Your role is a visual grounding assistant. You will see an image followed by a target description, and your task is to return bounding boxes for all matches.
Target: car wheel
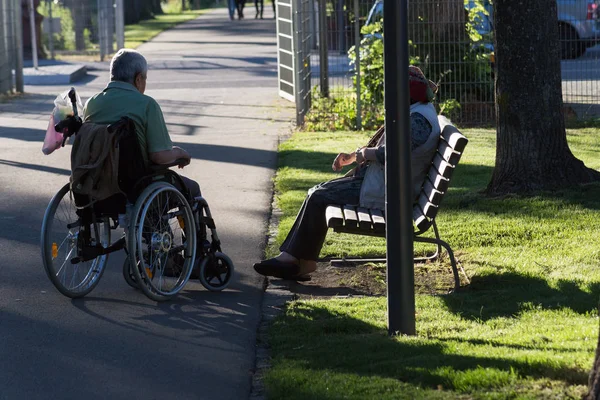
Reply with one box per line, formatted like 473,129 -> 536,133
560,23 -> 586,59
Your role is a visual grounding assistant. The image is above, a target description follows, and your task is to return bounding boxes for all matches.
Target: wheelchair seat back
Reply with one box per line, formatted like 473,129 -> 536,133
73,117 -> 191,220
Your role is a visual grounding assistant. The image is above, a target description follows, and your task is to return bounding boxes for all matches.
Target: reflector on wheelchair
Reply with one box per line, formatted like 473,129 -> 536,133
177,215 -> 185,229
52,243 -> 58,259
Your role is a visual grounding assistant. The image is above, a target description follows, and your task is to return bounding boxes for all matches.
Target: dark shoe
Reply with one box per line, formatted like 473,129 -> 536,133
253,258 -> 311,281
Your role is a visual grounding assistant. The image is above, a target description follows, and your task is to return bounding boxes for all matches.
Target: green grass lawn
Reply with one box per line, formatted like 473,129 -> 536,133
265,127 -> 600,399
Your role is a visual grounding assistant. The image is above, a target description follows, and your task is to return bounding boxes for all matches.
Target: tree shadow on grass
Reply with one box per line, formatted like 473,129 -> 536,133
268,302 -> 589,397
448,163 -> 600,211
442,271 -> 600,321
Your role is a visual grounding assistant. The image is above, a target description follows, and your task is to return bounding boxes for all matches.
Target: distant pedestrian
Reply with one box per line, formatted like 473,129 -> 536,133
227,0 -> 236,20
235,0 -> 246,19
254,0 -> 263,19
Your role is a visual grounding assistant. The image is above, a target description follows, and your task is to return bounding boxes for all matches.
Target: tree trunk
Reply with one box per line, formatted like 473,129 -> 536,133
487,0 -> 600,194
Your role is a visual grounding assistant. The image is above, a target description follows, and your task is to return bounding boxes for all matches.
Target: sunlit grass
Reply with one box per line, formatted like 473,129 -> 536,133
265,127 -> 600,399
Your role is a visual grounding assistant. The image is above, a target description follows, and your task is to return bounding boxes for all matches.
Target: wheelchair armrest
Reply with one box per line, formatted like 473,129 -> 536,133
148,158 -> 189,172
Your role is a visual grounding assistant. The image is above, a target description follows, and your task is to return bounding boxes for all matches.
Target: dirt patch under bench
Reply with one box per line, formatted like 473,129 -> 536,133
269,258 -> 461,299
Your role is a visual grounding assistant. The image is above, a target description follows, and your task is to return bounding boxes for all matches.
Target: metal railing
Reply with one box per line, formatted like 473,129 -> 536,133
289,0 -> 600,127
0,0 -> 23,95
39,0 -> 124,61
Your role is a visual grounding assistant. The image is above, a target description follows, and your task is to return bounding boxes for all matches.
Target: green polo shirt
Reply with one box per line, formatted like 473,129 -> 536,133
83,81 -> 172,164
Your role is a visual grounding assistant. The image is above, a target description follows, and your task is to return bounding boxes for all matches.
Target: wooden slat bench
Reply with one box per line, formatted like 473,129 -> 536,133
325,122 -> 469,292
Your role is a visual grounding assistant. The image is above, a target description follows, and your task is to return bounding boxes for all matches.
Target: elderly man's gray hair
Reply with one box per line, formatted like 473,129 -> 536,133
110,49 -> 148,84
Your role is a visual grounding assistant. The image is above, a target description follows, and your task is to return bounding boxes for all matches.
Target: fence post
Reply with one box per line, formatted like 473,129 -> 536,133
115,0 -> 124,50
354,0 -> 361,129
28,0 -> 38,69
14,0 -> 23,92
336,0 -> 344,54
47,0 -> 54,59
0,0 -> 7,93
5,0 -> 16,88
97,0 -> 105,61
318,0 -> 328,97
293,0 -> 304,125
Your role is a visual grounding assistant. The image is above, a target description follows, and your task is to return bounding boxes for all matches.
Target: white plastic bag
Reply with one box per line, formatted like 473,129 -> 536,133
41,89 -> 83,155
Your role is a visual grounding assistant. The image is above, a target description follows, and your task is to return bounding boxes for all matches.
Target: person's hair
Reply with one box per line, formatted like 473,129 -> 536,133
110,49 -> 148,84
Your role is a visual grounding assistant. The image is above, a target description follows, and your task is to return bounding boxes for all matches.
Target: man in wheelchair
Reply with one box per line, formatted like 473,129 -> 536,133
40,49 -> 234,302
84,48 -> 200,200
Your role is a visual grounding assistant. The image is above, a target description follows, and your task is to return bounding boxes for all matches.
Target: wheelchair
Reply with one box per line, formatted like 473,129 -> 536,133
40,114 -> 234,302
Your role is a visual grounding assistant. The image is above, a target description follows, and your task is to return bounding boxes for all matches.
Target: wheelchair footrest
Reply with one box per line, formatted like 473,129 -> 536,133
72,237 -> 127,264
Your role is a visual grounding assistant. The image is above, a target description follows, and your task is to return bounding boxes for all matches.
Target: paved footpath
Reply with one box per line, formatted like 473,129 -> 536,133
0,8 -> 293,400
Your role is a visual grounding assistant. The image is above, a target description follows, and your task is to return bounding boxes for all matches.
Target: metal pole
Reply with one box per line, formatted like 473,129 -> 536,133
0,0 -> 7,94
115,0 -> 124,50
353,0 -> 361,129
5,0 -> 15,89
47,0 -> 54,59
384,0 -> 414,335
97,0 -> 105,61
336,0 -> 344,54
14,0 -> 24,92
318,0 -> 328,97
28,0 -> 38,69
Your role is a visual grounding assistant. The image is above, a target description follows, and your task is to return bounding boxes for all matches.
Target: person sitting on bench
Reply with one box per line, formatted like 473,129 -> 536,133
253,66 -> 441,280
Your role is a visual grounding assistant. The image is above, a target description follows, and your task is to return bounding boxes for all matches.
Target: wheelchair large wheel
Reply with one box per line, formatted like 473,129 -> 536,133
198,252 -> 234,292
128,182 -> 196,302
41,183 -> 110,298
122,256 -> 139,289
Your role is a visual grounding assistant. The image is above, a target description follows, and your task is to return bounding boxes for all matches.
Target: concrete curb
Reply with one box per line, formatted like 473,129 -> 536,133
23,64 -> 87,85
250,128 -> 296,400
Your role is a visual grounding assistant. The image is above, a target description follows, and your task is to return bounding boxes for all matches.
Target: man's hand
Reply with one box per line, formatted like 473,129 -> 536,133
174,146 -> 191,169
332,152 -> 356,172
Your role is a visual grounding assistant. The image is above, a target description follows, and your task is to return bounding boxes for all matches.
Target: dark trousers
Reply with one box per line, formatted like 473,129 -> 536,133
254,0 -> 263,17
235,0 -> 246,18
180,175 -> 201,199
179,175 -> 206,242
280,176 -> 362,261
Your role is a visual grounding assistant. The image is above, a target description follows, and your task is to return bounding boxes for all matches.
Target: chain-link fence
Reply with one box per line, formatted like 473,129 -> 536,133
0,0 -> 23,95
38,0 -> 124,61
291,0 -> 600,128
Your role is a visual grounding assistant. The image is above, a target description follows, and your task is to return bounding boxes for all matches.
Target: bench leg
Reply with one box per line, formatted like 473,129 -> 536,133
414,220 -> 442,263
414,235 -> 469,292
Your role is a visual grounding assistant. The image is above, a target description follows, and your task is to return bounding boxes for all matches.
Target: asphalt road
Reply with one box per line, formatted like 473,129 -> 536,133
0,8 -> 293,400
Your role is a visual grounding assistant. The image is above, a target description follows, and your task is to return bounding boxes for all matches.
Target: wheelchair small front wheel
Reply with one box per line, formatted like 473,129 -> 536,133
41,183 -> 110,298
199,252 -> 234,292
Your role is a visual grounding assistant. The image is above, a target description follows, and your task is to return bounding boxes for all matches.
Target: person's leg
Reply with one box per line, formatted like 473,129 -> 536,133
179,175 -> 201,199
178,175 -> 207,244
255,176 -> 362,278
272,0 -> 275,18
260,0 -> 264,18
280,176 -> 362,261
254,0 -> 259,18
228,0 -> 236,19
239,0 -> 245,19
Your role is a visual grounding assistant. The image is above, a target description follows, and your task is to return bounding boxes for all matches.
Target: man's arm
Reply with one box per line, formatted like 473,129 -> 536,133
149,146 -> 190,167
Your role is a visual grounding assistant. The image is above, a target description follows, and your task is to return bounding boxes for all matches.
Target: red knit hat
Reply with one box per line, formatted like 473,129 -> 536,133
409,66 -> 438,103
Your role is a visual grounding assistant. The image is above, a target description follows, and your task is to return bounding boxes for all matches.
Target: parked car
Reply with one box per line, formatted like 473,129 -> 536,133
558,0 -> 600,59
365,0 -> 600,60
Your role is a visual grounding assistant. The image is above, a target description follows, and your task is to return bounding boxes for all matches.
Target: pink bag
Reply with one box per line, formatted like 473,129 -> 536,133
42,115 -> 64,155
